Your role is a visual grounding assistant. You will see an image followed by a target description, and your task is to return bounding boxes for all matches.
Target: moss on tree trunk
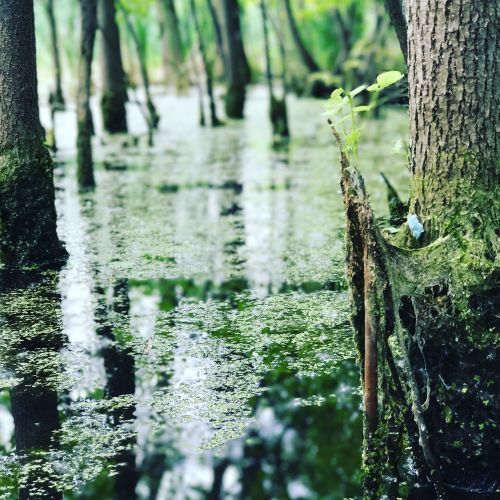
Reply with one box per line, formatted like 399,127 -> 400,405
0,0 -> 66,269
333,1 -> 499,497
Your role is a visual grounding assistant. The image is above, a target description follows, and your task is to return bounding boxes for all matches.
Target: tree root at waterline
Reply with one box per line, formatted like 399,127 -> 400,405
329,121 -> 499,499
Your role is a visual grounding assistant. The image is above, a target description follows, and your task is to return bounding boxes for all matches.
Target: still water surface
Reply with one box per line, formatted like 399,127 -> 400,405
0,88 -> 408,499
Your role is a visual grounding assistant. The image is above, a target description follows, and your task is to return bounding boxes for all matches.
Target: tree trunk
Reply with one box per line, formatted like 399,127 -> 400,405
120,6 -> 160,130
158,0 -> 189,93
44,0 -> 65,110
283,0 -> 320,73
384,0 -> 407,65
332,1 -> 499,497
77,0 -> 97,188
260,0 -> 289,140
99,0 -> 128,133
220,0 -> 250,118
190,0 -> 223,127
0,0 -> 66,268
207,0 -> 227,77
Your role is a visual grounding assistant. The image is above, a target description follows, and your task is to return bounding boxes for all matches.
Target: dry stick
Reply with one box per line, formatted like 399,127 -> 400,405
327,119 -> 446,497
189,0 -> 223,127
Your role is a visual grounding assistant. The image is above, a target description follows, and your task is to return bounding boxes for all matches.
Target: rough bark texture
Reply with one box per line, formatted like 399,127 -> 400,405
283,0 -> 320,73
45,0 -> 66,110
221,0 -> 250,118
158,0 -> 188,93
408,0 -> 498,242
384,0 -> 407,65
0,0 -> 66,269
334,1 -> 499,497
77,0 -> 97,188
99,0 -> 128,133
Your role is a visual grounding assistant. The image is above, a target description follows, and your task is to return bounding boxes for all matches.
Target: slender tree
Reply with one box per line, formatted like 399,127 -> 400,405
207,0 -> 227,75
329,0 -> 499,496
119,2 -> 160,130
384,0 -> 407,65
283,0 -> 320,73
77,0 -> 98,188
0,0 -> 66,268
158,0 -> 189,93
260,0 -> 289,140
99,0 -> 128,133
44,0 -> 65,110
190,0 -> 223,127
220,0 -> 250,119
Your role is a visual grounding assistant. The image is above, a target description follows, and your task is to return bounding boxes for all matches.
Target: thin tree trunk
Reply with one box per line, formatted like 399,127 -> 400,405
331,0 -> 499,497
220,0 -> 250,118
384,0 -> 407,65
283,0 -> 320,73
207,0 -> 227,76
44,0 -> 65,110
260,0 -> 289,140
119,4 -> 160,130
158,0 -> 189,93
77,0 -> 97,188
98,0 -> 128,133
190,0 -> 223,127
0,0 -> 66,268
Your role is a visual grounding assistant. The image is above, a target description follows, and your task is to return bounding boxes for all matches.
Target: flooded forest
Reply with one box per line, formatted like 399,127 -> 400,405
0,0 -> 498,499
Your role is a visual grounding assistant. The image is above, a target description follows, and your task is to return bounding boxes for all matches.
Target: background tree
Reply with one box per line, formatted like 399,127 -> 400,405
99,0 -> 129,133
158,0 -> 189,93
77,0 -> 98,188
0,0 -> 65,268
44,0 -> 65,110
220,0 -> 251,118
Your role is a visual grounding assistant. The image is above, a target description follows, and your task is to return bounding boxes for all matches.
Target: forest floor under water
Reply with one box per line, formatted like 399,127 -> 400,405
0,87 -> 409,499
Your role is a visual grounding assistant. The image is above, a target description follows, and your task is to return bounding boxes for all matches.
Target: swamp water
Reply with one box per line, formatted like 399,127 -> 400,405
0,88 -> 409,499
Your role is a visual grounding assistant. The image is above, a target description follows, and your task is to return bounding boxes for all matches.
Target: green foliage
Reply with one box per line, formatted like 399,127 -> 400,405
324,71 -> 404,159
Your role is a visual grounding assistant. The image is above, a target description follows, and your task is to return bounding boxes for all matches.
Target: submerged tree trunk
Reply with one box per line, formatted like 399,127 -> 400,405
77,0 -> 97,188
0,0 -> 66,268
44,0 -> 65,110
120,5 -> 160,130
207,0 -> 227,76
332,1 -> 499,497
283,0 -> 320,73
190,0 -> 223,127
260,0 -> 289,140
158,0 -> 189,93
99,0 -> 128,133
220,0 -> 250,118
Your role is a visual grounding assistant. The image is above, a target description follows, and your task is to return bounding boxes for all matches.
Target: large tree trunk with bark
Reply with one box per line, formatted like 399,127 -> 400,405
0,0 -> 66,269
45,0 -> 66,110
332,0 -> 499,498
158,0 -> 188,93
283,0 -> 320,73
99,0 -> 128,133
220,0 -> 250,119
77,0 -> 98,188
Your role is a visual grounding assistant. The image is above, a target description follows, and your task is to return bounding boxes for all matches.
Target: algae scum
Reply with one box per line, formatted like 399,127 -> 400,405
0,89 -> 408,499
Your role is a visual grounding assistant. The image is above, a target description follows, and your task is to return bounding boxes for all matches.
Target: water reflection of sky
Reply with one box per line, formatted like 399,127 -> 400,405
0,87 -> 408,498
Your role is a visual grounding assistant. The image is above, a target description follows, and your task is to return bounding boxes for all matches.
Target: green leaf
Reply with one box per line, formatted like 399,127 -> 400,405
352,105 -> 371,113
345,128 -> 360,150
376,71 -> 404,89
367,83 -> 380,92
349,85 -> 367,98
329,88 -> 344,105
